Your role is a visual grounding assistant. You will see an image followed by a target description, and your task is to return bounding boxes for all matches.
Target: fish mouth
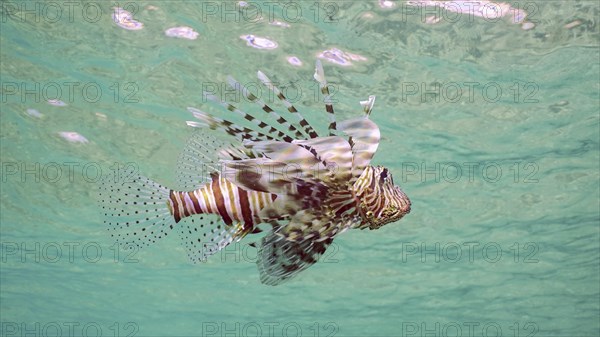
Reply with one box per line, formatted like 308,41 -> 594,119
367,207 -> 411,230
368,220 -> 390,230
366,216 -> 391,230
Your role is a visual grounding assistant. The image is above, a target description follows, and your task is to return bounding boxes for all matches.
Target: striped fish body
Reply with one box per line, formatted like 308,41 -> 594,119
100,60 -> 411,285
167,172 -> 278,233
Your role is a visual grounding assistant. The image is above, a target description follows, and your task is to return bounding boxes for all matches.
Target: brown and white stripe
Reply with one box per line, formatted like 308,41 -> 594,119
168,172 -> 277,231
352,166 -> 411,228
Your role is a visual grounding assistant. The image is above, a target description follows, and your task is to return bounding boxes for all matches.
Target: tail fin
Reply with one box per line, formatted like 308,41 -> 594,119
98,166 -> 240,262
98,167 -> 175,248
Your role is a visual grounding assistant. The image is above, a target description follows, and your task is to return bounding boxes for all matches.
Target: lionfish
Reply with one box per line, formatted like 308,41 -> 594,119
99,61 -> 411,285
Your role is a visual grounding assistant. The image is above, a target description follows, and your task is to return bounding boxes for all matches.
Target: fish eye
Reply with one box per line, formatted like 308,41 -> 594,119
380,168 -> 388,181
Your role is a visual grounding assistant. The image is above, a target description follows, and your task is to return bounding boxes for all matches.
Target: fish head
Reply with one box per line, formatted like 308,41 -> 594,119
356,166 -> 411,230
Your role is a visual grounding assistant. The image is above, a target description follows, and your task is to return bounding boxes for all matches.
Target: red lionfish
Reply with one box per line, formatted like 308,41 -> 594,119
99,61 -> 411,285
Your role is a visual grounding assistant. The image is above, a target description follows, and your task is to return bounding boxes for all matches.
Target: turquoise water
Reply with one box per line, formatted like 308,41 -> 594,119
1,1 -> 599,336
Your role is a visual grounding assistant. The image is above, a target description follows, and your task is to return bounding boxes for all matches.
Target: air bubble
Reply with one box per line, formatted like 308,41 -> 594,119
287,56 -> 303,67
48,99 -> 67,107
378,0 -> 395,9
112,7 -> 143,30
240,35 -> 278,50
58,131 -> 88,144
26,108 -> 43,118
317,48 -> 367,66
165,26 -> 199,40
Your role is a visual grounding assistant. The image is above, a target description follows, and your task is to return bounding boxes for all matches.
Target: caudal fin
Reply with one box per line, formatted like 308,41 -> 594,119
97,166 -> 239,263
98,167 -> 175,248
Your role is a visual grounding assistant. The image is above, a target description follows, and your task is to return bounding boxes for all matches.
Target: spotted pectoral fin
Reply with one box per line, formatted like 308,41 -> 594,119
256,210 -> 359,285
177,214 -> 245,263
177,127 -> 261,192
257,226 -> 334,286
176,128 -> 222,191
